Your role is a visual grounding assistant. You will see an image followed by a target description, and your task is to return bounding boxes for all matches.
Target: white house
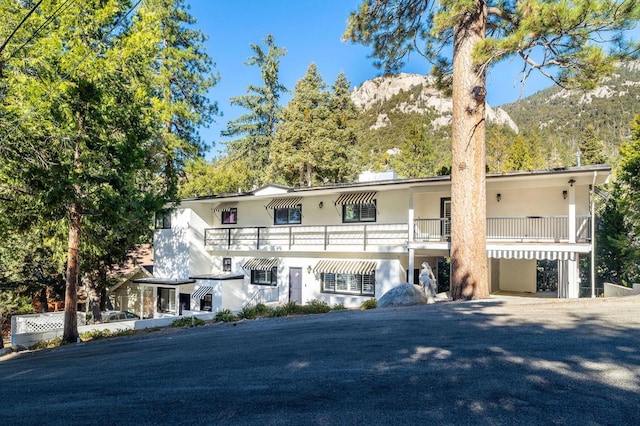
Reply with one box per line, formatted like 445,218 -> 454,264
135,165 -> 610,315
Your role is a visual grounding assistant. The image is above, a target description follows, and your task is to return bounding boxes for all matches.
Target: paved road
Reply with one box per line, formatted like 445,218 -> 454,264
1,296 -> 639,425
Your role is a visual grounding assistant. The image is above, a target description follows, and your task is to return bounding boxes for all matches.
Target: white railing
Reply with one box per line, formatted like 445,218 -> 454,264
205,223 -> 409,251
414,216 -> 591,243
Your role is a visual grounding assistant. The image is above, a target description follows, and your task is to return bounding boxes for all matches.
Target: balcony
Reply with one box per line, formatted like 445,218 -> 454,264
204,216 -> 591,253
414,216 -> 591,243
204,223 -> 409,252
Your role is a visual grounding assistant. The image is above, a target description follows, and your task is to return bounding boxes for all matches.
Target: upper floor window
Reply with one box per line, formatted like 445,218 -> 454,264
155,210 -> 172,229
274,205 -> 301,225
343,201 -> 376,223
223,257 -> 232,272
221,208 -> 237,224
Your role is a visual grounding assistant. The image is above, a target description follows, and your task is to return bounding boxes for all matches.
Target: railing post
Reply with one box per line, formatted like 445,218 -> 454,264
227,229 -> 231,249
364,224 -> 368,251
324,226 -> 328,250
257,227 -> 260,250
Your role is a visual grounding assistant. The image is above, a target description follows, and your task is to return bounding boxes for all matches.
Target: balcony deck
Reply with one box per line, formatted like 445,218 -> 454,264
203,216 -> 591,253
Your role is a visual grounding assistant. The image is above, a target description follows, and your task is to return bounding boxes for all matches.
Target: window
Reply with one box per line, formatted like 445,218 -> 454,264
342,201 -> 376,223
221,208 -> 237,224
200,294 -> 212,312
321,272 -> 375,296
223,257 -> 232,272
157,287 -> 176,313
155,210 -> 172,229
274,205 -> 301,225
251,267 -> 277,286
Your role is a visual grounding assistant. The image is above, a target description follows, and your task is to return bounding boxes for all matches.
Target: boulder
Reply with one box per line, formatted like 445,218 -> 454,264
378,283 -> 429,308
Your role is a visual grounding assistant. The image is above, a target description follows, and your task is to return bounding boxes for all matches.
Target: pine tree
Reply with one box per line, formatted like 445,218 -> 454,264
0,0 -> 217,342
579,124 -> 608,165
269,63 -> 331,186
224,35 -> 287,187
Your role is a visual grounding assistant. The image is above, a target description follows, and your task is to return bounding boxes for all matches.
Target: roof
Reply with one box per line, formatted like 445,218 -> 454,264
178,164 -> 612,203
108,244 -> 154,279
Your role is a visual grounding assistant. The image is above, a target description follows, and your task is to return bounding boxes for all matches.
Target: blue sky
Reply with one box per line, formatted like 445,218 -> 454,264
183,1 -> 602,158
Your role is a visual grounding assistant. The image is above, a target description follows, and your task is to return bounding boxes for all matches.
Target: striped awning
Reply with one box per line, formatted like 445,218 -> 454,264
191,286 -> 214,299
243,258 -> 279,271
265,197 -> 302,209
334,192 -> 376,205
487,250 -> 576,261
313,260 -> 377,275
213,202 -> 238,212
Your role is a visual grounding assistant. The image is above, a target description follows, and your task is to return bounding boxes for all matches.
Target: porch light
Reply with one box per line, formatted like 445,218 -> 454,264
563,190 -> 568,200
568,178 -> 575,187
318,201 -> 323,209
307,265 -> 312,274
496,193 -> 501,202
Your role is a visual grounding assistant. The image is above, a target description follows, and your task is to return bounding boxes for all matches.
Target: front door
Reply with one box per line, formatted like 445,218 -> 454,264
289,267 -> 302,304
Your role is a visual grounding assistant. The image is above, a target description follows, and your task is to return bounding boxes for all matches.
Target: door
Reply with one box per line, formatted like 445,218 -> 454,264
441,198 -> 451,240
179,293 -> 191,315
289,267 -> 302,304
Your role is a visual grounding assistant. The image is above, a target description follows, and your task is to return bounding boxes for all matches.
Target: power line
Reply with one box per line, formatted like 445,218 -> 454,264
0,0 -> 45,57
0,0 -> 145,146
5,0 -> 77,63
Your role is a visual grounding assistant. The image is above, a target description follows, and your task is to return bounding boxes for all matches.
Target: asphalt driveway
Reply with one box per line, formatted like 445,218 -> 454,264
1,295 -> 639,425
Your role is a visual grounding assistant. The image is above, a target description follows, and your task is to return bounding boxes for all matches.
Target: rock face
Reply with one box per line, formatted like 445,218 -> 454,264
377,283 -> 428,308
350,72 -> 519,133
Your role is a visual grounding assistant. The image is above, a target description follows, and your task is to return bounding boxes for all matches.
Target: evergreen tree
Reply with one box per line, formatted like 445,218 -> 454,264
269,63 -> 331,186
579,124 -> 608,165
224,35 -> 287,187
179,157 -> 252,197
0,0 -> 217,343
318,71 -> 361,183
345,0 -> 639,300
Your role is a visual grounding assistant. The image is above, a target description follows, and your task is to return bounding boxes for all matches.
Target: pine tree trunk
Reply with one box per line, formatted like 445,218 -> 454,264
450,1 -> 489,300
62,201 -> 81,343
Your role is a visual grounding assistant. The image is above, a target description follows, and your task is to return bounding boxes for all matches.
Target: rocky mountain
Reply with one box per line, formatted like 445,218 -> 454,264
500,60 -> 640,155
350,61 -> 640,175
351,73 -> 519,133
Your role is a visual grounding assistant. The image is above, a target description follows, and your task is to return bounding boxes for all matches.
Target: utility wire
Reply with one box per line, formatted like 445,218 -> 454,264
0,0 -> 145,146
0,0 -> 45,57
5,0 -> 76,63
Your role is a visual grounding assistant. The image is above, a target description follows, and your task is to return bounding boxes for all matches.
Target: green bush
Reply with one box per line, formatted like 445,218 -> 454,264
171,317 -> 206,327
361,298 -> 377,310
268,305 -> 289,317
301,299 -> 331,314
332,303 -> 346,310
215,309 -> 237,322
238,305 -> 259,320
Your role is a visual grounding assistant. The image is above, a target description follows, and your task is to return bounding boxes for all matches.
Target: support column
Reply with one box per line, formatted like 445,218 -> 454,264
408,188 -> 415,284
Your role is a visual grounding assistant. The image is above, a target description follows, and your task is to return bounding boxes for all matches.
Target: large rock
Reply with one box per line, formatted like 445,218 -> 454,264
378,283 -> 428,308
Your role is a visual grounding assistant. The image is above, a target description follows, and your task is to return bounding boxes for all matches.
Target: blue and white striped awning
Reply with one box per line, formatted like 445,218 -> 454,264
265,197 -> 302,209
191,286 -> 213,300
334,192 -> 377,205
313,260 -> 377,275
243,258 -> 279,271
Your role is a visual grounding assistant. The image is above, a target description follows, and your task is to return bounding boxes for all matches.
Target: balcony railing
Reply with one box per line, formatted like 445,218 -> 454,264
204,216 -> 592,252
204,223 -> 409,251
414,216 -> 591,243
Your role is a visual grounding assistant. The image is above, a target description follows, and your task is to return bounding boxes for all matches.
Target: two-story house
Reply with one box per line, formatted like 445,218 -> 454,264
121,164 -> 609,317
